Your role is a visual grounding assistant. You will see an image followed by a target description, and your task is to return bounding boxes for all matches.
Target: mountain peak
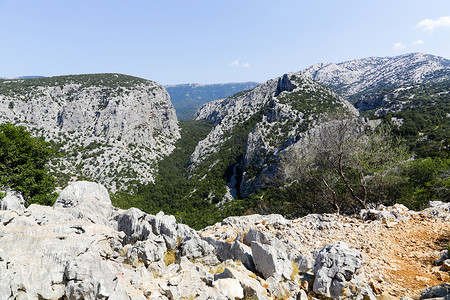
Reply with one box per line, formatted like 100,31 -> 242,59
302,53 -> 450,99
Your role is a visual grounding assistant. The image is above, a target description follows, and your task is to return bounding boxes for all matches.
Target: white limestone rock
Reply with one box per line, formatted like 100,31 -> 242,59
0,187 -> 25,211
54,181 -> 113,226
213,278 -> 244,299
251,241 -> 293,281
313,242 -> 372,299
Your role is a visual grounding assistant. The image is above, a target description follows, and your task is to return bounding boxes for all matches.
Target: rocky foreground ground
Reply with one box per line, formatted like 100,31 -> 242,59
0,181 -> 449,299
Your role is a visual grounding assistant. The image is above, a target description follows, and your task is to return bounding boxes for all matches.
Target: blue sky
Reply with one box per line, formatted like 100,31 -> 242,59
0,0 -> 449,84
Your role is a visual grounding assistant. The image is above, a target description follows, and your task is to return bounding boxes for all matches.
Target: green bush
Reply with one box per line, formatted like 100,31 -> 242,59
0,123 -> 57,205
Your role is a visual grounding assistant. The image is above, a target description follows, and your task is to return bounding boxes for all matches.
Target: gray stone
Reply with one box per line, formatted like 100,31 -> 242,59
251,241 -> 293,280
54,181 -> 113,226
422,202 -> 450,220
289,252 -> 315,273
213,278 -> 244,299
211,239 -> 255,271
181,235 -> 217,264
313,242 -> 364,299
359,204 -> 409,222
243,228 -> 271,246
0,188 -> 25,211
213,267 -> 268,299
113,207 -> 153,243
420,283 -> 450,299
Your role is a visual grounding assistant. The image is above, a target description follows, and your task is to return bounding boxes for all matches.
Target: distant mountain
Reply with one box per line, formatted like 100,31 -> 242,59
189,72 -> 357,200
302,53 -> 450,102
0,74 -> 179,191
16,75 -> 45,79
165,82 -> 260,120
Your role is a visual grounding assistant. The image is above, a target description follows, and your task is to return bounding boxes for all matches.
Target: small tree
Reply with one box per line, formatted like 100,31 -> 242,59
0,123 -> 56,205
283,118 -> 409,213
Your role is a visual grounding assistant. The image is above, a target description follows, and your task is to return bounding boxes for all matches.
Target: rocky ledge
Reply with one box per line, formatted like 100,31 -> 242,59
0,182 -> 449,299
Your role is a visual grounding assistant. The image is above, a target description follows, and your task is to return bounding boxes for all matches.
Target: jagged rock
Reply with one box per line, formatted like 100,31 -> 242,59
275,73 -> 297,96
302,53 -> 450,98
313,242 -> 370,299
207,238 -> 255,271
251,241 -> 293,280
123,240 -> 166,267
222,214 -> 289,229
420,283 -> 450,299
65,251 -> 130,299
1,181 -> 447,299
54,181 -> 113,226
360,204 -> 410,222
422,201 -> 450,220
0,188 -> 25,211
243,228 -> 272,246
435,250 -> 449,265
214,267 -> 269,300
113,207 -> 153,243
442,259 -> 450,271
289,252 -> 315,274
213,278 -> 244,299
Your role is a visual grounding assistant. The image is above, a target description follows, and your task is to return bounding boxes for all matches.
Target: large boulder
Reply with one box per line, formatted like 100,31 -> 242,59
251,241 -> 293,280
313,242 -> 374,299
420,283 -> 450,299
53,181 -> 113,225
0,218 -> 127,299
0,187 -> 25,211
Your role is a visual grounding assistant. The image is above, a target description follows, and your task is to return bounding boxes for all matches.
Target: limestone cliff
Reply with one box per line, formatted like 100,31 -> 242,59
0,74 -> 180,191
191,72 -> 357,199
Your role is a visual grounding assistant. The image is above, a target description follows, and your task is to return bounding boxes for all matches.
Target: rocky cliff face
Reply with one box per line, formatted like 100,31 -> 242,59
191,72 -> 357,199
0,181 -> 448,299
0,74 -> 180,191
165,81 -> 260,120
301,52 -> 450,99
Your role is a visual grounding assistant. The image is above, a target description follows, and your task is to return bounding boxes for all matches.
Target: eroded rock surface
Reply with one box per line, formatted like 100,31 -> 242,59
1,181 -> 449,299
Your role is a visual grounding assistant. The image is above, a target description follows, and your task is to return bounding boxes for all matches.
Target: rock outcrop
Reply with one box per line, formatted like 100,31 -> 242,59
0,74 -> 180,191
302,52 -> 450,98
0,181 -> 449,299
191,72 -> 358,200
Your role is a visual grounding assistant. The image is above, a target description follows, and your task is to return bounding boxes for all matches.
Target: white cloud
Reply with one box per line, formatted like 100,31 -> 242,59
393,42 -> 406,51
230,59 -> 239,67
230,59 -> 250,68
413,39 -> 424,46
415,16 -> 450,33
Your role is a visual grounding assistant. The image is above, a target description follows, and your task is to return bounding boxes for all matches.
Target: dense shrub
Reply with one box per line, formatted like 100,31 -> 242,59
0,123 -> 56,205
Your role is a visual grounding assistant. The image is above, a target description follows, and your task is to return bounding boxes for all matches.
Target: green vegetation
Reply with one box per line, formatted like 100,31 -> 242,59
361,80 -> 450,159
394,157 -> 449,210
112,115 -> 264,229
0,73 -> 152,99
0,123 -> 57,205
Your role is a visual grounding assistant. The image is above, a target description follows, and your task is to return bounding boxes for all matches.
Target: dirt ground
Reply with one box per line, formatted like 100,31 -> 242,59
290,212 -> 450,298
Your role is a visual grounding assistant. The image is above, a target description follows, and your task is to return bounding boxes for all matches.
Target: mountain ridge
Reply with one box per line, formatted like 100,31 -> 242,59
301,52 -> 450,101
0,73 -> 179,192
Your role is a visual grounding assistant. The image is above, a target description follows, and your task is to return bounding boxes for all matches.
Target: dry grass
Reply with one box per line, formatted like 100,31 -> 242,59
209,265 -> 225,274
163,249 -> 177,266
290,261 -> 300,280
